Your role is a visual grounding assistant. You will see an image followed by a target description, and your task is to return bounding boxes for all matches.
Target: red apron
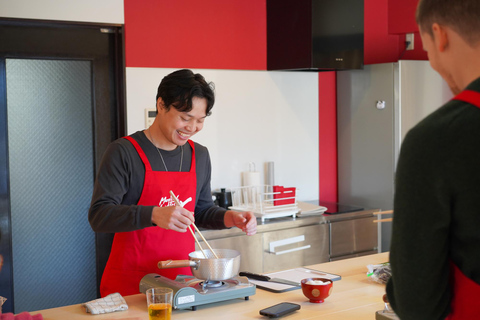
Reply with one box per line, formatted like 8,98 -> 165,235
100,137 -> 197,297
445,89 -> 480,320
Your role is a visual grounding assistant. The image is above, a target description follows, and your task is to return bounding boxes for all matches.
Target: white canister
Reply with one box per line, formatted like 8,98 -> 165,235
241,162 -> 261,187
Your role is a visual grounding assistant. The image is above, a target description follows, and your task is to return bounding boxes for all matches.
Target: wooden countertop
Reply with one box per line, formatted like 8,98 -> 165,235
31,252 -> 389,320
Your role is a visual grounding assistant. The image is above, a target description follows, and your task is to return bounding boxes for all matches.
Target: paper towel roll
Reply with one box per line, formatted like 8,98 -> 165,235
265,161 -> 275,198
265,161 -> 274,187
242,171 -> 261,187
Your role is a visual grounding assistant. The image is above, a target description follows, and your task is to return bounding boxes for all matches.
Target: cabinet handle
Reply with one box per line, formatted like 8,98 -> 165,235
268,235 -> 311,255
270,245 -> 312,255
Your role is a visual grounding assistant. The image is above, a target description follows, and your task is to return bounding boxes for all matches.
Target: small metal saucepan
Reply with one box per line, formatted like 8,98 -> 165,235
158,249 -> 241,281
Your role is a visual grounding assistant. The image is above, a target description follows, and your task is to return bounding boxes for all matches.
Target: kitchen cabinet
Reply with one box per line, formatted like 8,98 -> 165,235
329,216 -> 378,261
196,208 -> 378,273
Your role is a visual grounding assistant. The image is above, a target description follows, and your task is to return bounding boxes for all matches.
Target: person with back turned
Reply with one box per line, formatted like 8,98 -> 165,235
386,0 -> 480,319
88,69 -> 257,297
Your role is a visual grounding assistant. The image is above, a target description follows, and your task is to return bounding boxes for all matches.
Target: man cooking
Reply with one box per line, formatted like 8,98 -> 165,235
88,69 -> 257,297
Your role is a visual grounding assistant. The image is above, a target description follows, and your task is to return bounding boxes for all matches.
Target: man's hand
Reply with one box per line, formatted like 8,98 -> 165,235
224,210 -> 257,235
151,205 -> 195,232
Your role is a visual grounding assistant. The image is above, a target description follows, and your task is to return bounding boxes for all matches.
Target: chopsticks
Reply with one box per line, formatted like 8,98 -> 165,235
169,190 -> 219,259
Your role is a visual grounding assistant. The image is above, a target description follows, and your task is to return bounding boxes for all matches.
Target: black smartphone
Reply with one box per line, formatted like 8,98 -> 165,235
259,302 -> 301,318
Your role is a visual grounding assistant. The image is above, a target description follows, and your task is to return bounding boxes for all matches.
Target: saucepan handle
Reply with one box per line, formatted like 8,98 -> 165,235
157,260 -> 195,269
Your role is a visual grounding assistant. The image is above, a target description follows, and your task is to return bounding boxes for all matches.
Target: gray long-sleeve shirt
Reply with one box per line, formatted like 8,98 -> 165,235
88,131 -> 227,233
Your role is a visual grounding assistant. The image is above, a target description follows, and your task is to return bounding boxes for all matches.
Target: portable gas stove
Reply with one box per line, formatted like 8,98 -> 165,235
139,274 -> 256,311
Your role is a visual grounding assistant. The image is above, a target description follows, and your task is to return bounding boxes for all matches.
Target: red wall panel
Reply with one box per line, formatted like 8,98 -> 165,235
388,0 -> 419,34
364,0 -> 400,64
387,0 -> 427,60
364,0 -> 427,64
124,0 -> 266,70
318,72 -> 337,202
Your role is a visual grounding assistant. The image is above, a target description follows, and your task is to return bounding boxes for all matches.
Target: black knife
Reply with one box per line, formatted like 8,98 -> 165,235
239,271 -> 301,287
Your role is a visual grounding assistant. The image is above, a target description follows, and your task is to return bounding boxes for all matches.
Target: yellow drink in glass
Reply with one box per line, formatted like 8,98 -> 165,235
148,302 -> 172,320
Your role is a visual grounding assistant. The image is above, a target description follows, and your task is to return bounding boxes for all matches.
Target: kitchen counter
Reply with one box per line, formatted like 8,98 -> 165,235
31,252 -> 389,320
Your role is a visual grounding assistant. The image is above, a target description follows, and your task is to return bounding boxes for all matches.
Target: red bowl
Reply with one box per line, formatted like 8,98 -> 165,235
301,278 -> 333,303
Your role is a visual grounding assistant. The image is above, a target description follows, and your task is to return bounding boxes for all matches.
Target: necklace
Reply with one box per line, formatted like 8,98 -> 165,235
147,128 -> 183,171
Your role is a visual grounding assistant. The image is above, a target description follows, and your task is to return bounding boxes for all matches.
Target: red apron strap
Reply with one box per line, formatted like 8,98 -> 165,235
453,90 -> 480,108
187,140 -> 196,172
124,136 -> 152,171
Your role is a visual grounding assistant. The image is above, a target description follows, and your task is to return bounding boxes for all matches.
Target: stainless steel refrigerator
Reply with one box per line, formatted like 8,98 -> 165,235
336,60 -> 453,252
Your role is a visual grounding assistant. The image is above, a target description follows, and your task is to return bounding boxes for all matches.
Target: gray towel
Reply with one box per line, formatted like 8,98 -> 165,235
82,293 -> 128,315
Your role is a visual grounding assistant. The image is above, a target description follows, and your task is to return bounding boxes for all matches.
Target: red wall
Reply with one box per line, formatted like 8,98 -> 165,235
318,72 -> 337,203
388,0 -> 419,34
124,0 -> 266,70
364,0 -> 401,64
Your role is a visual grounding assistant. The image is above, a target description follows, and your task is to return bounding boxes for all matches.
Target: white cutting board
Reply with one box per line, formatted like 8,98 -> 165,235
247,267 -> 341,293
296,201 -> 328,216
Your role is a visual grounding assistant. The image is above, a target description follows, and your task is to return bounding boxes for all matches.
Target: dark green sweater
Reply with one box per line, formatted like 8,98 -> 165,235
386,77 -> 480,319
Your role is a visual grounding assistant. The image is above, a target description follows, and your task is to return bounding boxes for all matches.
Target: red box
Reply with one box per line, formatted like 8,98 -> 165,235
273,186 -> 296,206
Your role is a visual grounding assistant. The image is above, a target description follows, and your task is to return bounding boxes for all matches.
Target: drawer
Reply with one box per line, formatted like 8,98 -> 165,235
262,224 -> 329,273
329,216 -> 378,258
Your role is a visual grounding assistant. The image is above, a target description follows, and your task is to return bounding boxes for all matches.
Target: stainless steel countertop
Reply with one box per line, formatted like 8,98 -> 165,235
199,207 -> 379,240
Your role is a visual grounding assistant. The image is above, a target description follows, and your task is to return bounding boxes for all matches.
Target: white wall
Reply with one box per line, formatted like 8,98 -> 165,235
126,68 -> 319,201
0,0 -> 124,24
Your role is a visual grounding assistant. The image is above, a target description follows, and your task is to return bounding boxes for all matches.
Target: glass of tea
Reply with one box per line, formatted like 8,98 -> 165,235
146,287 -> 173,320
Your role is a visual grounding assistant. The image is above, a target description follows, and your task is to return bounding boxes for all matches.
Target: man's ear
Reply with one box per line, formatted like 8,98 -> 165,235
432,23 -> 449,52
156,97 -> 165,111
